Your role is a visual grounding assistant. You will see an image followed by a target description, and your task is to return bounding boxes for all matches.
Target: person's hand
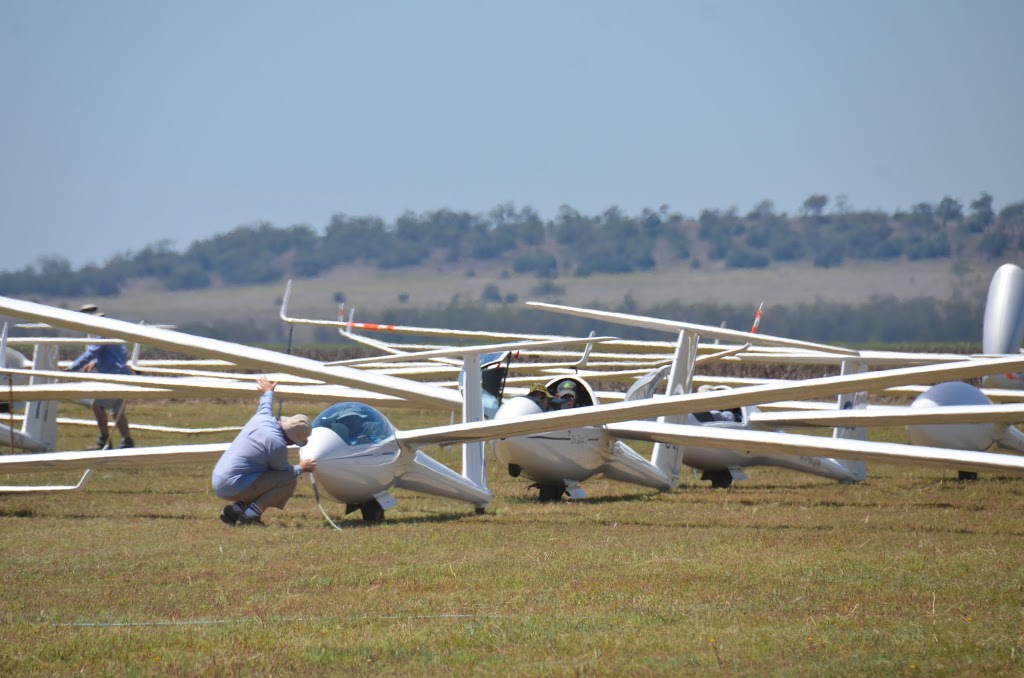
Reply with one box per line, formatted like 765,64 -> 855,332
257,376 -> 277,394
299,458 -> 317,473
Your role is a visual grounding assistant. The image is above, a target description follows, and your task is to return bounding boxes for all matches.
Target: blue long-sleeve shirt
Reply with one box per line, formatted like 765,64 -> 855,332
211,391 -> 302,498
68,343 -> 130,375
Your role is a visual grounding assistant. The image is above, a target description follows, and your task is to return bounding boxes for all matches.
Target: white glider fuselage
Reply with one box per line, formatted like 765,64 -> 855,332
491,393 -> 671,492
300,402 -> 491,511
303,427 -> 403,504
490,382 -> 863,496
491,377 -> 864,493
669,417 -> 865,483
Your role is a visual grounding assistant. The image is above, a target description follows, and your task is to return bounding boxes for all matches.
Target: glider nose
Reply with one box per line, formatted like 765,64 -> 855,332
300,427 -> 345,464
906,381 -> 997,450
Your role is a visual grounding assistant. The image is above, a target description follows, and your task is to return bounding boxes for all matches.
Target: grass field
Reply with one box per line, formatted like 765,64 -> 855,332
2,400 -> 1023,676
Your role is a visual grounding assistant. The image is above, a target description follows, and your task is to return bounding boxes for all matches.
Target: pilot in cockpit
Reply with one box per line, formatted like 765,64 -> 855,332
336,412 -> 369,444
696,384 -> 738,422
526,383 -> 560,412
554,380 -> 580,409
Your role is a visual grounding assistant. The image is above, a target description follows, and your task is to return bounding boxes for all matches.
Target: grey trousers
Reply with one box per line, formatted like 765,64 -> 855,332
225,471 -> 299,510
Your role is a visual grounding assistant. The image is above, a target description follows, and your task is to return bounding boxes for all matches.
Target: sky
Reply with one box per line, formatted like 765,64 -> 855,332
2,1 -> 1022,271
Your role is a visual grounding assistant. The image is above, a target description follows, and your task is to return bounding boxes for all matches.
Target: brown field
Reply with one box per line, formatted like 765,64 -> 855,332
32,258 -> 991,333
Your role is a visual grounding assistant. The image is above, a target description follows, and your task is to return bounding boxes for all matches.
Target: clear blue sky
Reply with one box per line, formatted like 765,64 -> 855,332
2,1 -> 1022,271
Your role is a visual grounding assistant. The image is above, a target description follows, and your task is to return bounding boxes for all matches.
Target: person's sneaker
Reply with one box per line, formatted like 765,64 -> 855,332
119,437 -> 135,449
237,514 -> 266,527
220,504 -> 242,525
88,434 -> 111,451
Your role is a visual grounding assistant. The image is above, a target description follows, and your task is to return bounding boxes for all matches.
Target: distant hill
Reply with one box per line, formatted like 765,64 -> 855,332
3,195 -> 1019,298
3,197 -> 1017,343
16,257 -> 994,346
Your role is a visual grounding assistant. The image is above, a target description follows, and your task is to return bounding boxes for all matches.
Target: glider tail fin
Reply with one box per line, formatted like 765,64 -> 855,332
22,343 -> 59,451
981,263 -> 1024,390
982,263 -> 1024,355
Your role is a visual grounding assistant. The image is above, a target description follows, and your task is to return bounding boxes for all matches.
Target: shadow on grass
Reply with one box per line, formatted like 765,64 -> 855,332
500,490 -> 660,506
0,508 -> 36,518
311,511 -> 480,530
101,488 -> 206,497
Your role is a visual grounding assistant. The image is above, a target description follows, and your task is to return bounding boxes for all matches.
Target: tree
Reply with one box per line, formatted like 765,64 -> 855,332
516,207 -> 545,246
936,196 -> 963,227
480,284 -> 502,303
812,242 -> 845,268
726,247 -> 770,269
746,199 -> 776,220
553,205 -> 596,247
513,250 -> 558,278
376,240 -> 429,269
163,261 -> 211,291
801,194 -> 828,218
466,222 -> 516,259
966,192 -> 995,233
490,203 -> 544,246
698,208 -> 745,261
639,208 -> 664,239
981,201 -> 1024,257
663,221 -> 691,259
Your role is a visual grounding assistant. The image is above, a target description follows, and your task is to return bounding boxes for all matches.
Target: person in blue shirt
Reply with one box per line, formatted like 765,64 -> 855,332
64,305 -> 135,450
211,375 -> 316,527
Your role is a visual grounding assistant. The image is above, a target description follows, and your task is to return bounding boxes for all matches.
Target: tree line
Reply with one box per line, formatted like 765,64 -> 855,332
1,192 -> 1020,299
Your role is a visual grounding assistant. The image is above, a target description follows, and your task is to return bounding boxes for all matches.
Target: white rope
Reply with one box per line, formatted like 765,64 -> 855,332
306,473 -> 344,531
58,612 -> 507,628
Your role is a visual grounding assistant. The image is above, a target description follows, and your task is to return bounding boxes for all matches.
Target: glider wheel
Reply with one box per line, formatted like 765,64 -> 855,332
703,469 -> 733,489
537,484 -> 566,502
360,499 -> 386,523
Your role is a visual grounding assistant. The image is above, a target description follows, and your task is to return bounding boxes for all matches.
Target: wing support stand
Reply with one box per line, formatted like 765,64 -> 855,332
650,329 -> 698,490
461,350 -> 489,514
833,358 -> 869,483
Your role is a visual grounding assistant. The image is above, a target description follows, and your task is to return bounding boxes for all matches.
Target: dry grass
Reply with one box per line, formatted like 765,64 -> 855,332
2,400 -> 1023,676
37,258 -> 989,332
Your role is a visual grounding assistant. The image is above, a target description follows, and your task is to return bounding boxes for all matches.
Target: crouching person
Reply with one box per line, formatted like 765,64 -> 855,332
211,376 -> 316,527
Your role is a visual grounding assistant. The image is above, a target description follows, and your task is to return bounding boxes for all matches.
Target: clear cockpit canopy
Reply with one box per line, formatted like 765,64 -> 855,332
312,402 -> 393,445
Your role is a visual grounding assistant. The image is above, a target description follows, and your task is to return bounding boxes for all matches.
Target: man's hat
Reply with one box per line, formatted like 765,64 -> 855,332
527,383 -> 552,399
556,380 -> 577,397
279,414 -> 312,446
